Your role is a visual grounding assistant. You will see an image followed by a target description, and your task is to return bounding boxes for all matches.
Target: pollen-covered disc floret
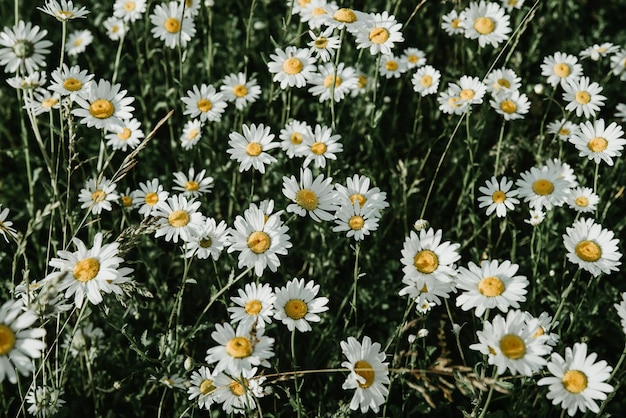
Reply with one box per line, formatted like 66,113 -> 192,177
563,218 -> 621,277
274,278 -> 329,333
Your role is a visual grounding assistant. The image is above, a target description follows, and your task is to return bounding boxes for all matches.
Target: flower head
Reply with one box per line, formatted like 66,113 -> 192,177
477,176 -> 520,217
563,218 -> 621,277
0,21 -> 52,74
227,123 -> 279,174
274,278 -> 329,332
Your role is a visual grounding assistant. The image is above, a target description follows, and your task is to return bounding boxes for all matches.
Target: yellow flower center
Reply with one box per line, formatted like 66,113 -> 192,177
233,84 -> 248,98
63,77 -> 82,91
247,231 -> 271,254
385,60 -> 399,71
73,38 -> 83,47
245,299 -> 263,315
58,10 -> 74,19
121,195 -> 133,207
145,192 -> 159,206
478,276 -> 505,297
553,63 -> 571,78
575,91 -> 591,104
199,237 -> 212,248
562,370 -> 588,394
185,180 -> 199,191
354,360 -> 375,388
295,189 -> 318,211
284,299 -> 308,320
89,98 -> 115,119
531,179 -> 554,196
559,128 -> 570,136
349,215 -> 365,230
497,78 -> 511,88
369,27 -> 390,44
226,337 -> 252,358
168,210 -> 190,227
413,250 -> 439,274
246,142 -> 262,156
358,75 -> 367,89
492,190 -> 506,203
229,380 -> 247,396
0,324 -> 16,356
460,89 -> 475,101
533,326 -> 545,338
199,379 -> 215,395
311,7 -> 327,16
117,127 -> 132,140
73,257 -> 100,282
290,132 -> 303,145
349,193 -> 367,207
323,74 -> 342,88
42,98 -> 59,109
499,334 -> 526,359
186,128 -> 199,140
314,37 -> 328,48
474,16 -> 495,34
197,99 -> 212,113
407,54 -> 419,64
448,97 -> 461,108
310,142 -> 327,155
164,17 -> 181,34
420,75 -> 433,87
575,196 -> 589,207
333,8 -> 357,23
91,190 -> 106,202
588,137 -> 608,152
282,57 -> 304,75
500,100 -> 517,114
575,240 -> 602,262
452,18 -> 461,29
124,1 -> 136,12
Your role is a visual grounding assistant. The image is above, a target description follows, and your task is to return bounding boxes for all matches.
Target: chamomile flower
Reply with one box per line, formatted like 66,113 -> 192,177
78,176 -> 119,215
173,167 -> 214,198
205,322 -> 274,375
401,47 -> 426,69
500,0 -> 525,11
72,78 -> 135,132
26,385 -> 66,417
154,374 -> 186,389
181,83 -> 227,122
220,73 -> 261,111
616,103 -> 626,122
441,9 -> 465,36
105,118 -> 144,151
182,0 -> 201,18
538,342 -> 613,416
541,52 -> 583,88
301,124 -> 342,168
340,336 -> 390,413
0,205 -> 17,242
320,6 -> 370,33
610,49 -> 626,81
43,232 -> 131,308
308,62 -> 359,102
0,21 -> 52,74
470,309 -> 552,376
515,164 -> 571,210
456,75 -> 487,106
268,46 -> 316,89
274,278 -> 329,332
355,11 -> 404,56
562,76 -> 606,118
184,217 -> 229,260
456,259 -> 529,317
528,311 -> 560,347
580,42 -> 619,61
227,123 -> 279,174
228,282 -> 276,330
563,218 -> 621,277
525,208 -> 545,226
411,65 -> 441,96
7,71 -> 47,90
437,88 -> 465,115
334,173 -> 389,215
333,200 -> 380,241
65,29 -> 92,56
477,176 -> 520,218
38,0 -> 89,21
282,168 -> 337,222
227,205 -> 292,276
187,366 -> 216,410
114,0 -> 146,22
0,299 -> 46,384
547,118 -> 579,141
119,187 -> 133,209
23,88 -> 60,116
299,0 -> 333,30
379,54 -> 407,79
103,16 -> 127,41
180,119 -> 203,150
307,28 -> 341,62
484,67 -> 521,96
569,119 -> 626,166
48,64 -> 93,99
212,367 -> 266,415
131,178 -> 169,218
279,119 -> 312,158
399,273 -> 456,307
566,187 -> 599,214
491,90 -> 530,120
461,1 -> 511,48
150,1 -> 195,49
152,194 -> 205,243
614,292 -> 626,335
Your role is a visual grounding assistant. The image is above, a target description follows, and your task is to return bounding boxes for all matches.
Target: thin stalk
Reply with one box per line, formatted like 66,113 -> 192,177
477,368 -> 498,418
291,329 -> 303,418
494,119 -> 506,175
351,242 -> 360,327
111,31 -> 126,85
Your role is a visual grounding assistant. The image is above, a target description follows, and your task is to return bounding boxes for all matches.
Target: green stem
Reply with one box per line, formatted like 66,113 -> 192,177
111,31 -> 126,85
351,242 -> 360,327
291,329 -> 302,418
494,119 -> 506,175
551,269 -> 581,329
477,368 -> 498,418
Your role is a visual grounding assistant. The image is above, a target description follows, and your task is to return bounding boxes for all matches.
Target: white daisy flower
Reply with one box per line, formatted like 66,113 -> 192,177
340,336 -> 390,413
610,49 -> 626,81
469,309 -> 552,376
205,322 -> 274,375
279,119 -> 312,158
615,103 -> 626,122
72,78 -> 135,132
38,0 -> 89,21
7,71 -> 47,90
401,47 -> 426,69
566,186 -> 599,214
461,0 -> 511,48
569,119 -> 626,166
333,200 -> 380,241
43,232 -> 132,308
154,374 -> 186,389
437,87 -> 465,115
23,88 -> 60,116
0,20 -> 52,74
580,42 -> 619,61
477,176 -> 520,217
180,118 -> 203,150
220,72 -> 261,111
500,0 -> 525,11
65,29 -> 92,56
563,218 -> 621,277
354,11 -> 404,56
562,76 -> 606,119
0,204 -> 18,242
412,65 -> 441,96
130,178 -> 169,218
212,367 -> 266,415
456,259 -> 529,317
182,0 -> 201,18
527,311 -> 559,347
227,205 -> 292,277
334,173 -> 389,215
227,282 -> 276,330
441,9 -> 465,36
26,385 -> 66,417
150,1 -> 196,49
181,83 -> 227,122
307,28 -> 341,62
282,167 -> 337,222
105,118 -> 144,151
301,124 -> 342,168
614,292 -> 626,336
547,118 -> 579,141
308,62 -> 359,102
491,90 -> 531,120
544,158 -> 577,189
187,366 -> 216,410
268,46 -> 317,89
152,194 -> 205,243
379,54 -> 407,79
320,6 -> 370,33
484,67 -> 522,96
78,176 -> 119,215
541,52 -> 583,88
274,278 -> 329,333
103,16 -> 127,41
48,64 -> 93,100
227,123 -> 279,174
299,0 -> 333,30
173,166 -> 214,198
524,208 -> 545,226
113,0 -> 147,22
538,342 -> 613,416
515,164 -> 571,210
184,217 -> 229,260
456,75 -> 487,106
0,299 -> 46,384
398,276 -> 456,307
